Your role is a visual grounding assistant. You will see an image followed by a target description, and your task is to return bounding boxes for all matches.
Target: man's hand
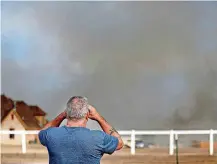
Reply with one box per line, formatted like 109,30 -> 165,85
88,105 -> 100,120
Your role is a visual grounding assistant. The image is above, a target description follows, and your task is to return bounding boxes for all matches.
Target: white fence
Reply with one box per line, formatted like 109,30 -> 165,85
1,129 -> 217,155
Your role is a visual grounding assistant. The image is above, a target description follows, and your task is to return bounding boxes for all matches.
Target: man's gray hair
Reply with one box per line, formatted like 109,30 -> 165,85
66,96 -> 89,120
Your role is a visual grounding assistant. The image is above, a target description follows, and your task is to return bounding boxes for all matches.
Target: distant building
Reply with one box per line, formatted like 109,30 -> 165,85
1,94 -> 48,145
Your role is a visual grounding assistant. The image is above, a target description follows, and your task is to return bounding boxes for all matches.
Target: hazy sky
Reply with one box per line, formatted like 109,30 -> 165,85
2,2 -> 217,130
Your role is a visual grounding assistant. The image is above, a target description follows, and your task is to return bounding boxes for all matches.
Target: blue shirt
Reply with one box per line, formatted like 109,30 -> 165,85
38,126 -> 119,164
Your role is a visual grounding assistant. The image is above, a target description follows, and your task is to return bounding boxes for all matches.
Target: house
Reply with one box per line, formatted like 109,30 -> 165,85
1,94 -> 48,145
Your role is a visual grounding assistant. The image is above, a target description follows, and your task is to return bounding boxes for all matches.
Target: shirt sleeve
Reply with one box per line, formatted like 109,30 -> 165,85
38,128 -> 51,146
102,133 -> 119,155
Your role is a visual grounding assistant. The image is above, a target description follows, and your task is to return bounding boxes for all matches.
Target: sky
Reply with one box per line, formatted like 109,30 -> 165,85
1,2 -> 217,130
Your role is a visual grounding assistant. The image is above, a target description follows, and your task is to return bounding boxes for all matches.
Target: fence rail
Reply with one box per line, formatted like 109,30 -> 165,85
1,129 -> 217,155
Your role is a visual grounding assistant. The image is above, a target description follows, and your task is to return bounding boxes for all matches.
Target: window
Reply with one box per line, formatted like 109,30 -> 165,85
11,114 -> 14,120
9,128 -> 15,139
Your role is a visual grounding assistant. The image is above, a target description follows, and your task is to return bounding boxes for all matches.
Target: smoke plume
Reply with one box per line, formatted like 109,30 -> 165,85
2,2 -> 217,130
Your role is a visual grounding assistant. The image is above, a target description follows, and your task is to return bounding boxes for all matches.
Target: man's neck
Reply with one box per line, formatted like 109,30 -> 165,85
66,119 -> 87,128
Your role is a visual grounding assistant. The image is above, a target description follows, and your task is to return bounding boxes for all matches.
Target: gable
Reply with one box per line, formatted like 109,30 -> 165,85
1,110 -> 25,130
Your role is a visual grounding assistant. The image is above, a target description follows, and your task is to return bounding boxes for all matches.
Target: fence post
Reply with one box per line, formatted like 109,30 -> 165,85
209,129 -> 214,155
175,134 -> 179,164
22,131 -> 26,154
131,130 -> 135,155
169,130 -> 174,155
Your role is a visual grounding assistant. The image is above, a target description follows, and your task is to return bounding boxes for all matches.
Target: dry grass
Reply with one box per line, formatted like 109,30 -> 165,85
1,145 -> 217,164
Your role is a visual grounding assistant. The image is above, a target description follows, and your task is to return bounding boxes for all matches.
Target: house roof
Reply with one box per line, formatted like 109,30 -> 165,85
15,101 -> 41,130
5,109 -> 41,130
29,105 -> 46,116
1,94 -> 14,121
1,95 -> 47,130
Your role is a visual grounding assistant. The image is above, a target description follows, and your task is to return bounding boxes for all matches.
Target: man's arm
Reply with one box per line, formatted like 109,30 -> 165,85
96,115 -> 124,150
88,106 -> 124,150
38,111 -> 66,146
42,111 -> 66,130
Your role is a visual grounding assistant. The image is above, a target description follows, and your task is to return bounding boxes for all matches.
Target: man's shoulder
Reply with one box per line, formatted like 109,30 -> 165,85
38,127 -> 68,146
89,130 -> 106,138
39,126 -> 66,135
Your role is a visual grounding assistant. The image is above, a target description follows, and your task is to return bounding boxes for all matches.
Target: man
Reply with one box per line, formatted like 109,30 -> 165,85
38,96 -> 124,164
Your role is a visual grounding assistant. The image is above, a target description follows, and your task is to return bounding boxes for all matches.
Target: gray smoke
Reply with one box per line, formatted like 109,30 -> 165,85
168,58 -> 217,129
2,2 -> 217,130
